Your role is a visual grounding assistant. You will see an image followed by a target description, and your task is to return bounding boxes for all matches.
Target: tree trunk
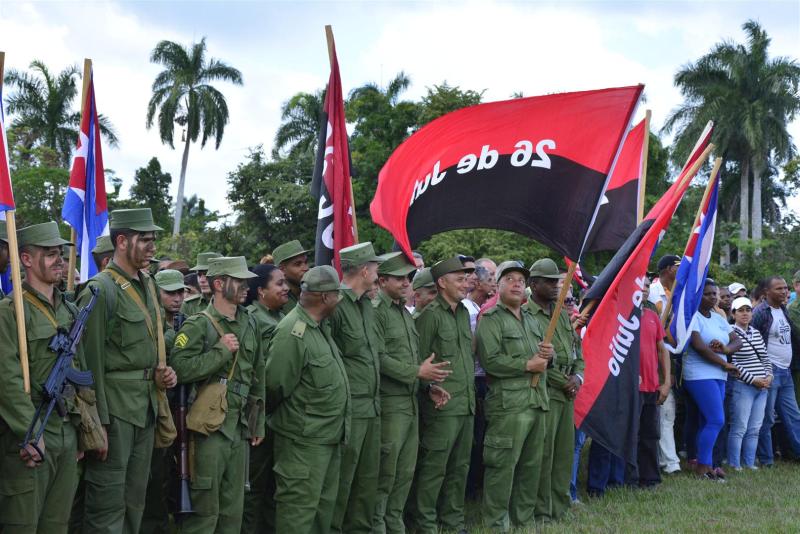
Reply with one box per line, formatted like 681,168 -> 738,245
721,242 -> 731,268
172,135 -> 191,236
751,158 -> 763,256
738,159 -> 750,263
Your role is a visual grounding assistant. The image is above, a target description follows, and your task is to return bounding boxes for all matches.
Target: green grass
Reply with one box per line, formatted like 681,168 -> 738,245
463,460 -> 800,532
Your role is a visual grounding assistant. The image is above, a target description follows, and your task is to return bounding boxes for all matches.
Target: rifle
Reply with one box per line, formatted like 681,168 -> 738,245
173,312 -> 193,516
20,286 -> 98,461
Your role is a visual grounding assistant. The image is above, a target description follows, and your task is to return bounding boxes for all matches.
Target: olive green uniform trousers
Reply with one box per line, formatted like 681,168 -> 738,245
0,421 -> 79,533
273,433 -> 341,534
535,397 -> 574,522
374,412 -> 418,534
182,431 -> 246,534
332,416 -> 380,533
482,409 -> 547,532
241,433 -> 275,534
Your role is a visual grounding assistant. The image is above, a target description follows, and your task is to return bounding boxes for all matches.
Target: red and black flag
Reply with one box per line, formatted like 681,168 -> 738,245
311,39 -> 356,274
575,123 -> 713,461
370,86 -> 644,261
583,118 -> 647,253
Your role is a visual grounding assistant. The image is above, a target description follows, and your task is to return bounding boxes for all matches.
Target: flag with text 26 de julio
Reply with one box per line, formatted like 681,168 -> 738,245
62,69 -> 108,280
370,85 -> 643,262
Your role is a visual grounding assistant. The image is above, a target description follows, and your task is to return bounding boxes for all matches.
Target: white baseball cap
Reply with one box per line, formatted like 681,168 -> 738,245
728,282 -> 747,295
731,297 -> 753,311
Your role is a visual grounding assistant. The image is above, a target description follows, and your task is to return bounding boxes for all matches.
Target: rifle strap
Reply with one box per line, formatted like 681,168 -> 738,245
22,290 -> 57,329
201,310 -> 238,381
146,281 -> 167,369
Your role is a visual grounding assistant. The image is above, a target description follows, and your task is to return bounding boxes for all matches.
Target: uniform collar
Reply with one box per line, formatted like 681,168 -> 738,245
435,293 -> 464,313
205,297 -> 244,323
107,260 -> 145,283
378,290 -> 405,307
526,298 -> 553,317
294,303 -> 321,329
22,282 -> 61,310
251,300 -> 283,319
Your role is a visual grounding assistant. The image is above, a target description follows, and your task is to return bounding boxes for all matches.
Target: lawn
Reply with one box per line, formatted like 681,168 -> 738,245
463,459 -> 800,533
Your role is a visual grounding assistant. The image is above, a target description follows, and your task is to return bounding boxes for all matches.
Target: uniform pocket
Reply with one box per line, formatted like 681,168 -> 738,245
307,356 -> 335,390
482,434 -> 513,468
117,309 -> 149,348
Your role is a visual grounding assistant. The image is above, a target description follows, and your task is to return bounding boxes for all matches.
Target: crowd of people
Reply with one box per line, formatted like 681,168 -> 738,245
1,207 -> 800,534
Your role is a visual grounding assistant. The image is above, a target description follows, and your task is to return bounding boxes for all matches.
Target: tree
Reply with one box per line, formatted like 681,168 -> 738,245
4,60 -> 118,167
274,90 -> 325,158
663,20 -> 800,259
130,157 -> 173,230
146,37 -> 243,236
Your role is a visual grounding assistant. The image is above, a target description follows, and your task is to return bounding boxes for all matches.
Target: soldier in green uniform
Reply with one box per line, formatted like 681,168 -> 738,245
0,222 -> 89,533
0,220 -> 9,299
272,240 -> 311,314
90,235 -> 114,273
372,253 -> 451,534
140,269 -> 187,534
265,265 -> 350,534
78,208 -> 178,534
241,263 -> 289,534
413,257 -> 476,534
527,258 -> 584,523
327,242 -> 382,533
411,267 -> 437,319
181,252 -> 222,317
476,261 -> 554,532
170,257 -> 265,534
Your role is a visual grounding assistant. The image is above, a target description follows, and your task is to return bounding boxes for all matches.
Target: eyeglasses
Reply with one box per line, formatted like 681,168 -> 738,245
565,298 -> 575,305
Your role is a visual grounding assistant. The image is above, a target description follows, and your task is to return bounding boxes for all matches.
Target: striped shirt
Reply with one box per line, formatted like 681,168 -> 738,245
731,325 -> 772,385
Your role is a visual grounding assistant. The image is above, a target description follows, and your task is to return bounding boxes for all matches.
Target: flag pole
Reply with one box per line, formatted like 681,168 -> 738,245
67,58 -> 91,292
1,52 -> 31,393
660,156 -> 723,328
637,110 -> 651,225
324,25 -> 359,244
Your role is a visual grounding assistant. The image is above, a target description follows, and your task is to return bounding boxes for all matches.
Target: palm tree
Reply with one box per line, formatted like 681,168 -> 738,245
663,20 -> 800,258
146,37 -> 243,236
274,90 -> 325,158
4,60 -> 118,167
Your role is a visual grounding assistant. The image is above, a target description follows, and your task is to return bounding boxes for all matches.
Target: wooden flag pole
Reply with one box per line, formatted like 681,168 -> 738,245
531,259 -> 578,386
660,156 -> 723,329
67,58 -> 91,291
324,25 -> 359,244
1,52 -> 31,393
637,110 -> 652,225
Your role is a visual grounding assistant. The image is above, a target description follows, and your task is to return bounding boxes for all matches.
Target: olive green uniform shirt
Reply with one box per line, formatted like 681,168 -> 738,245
265,305 -> 350,445
329,287 -> 381,419
788,299 -> 800,328
525,300 -> 584,403
476,300 -> 549,415
180,293 -> 209,317
415,294 -> 476,417
77,262 -> 160,427
170,301 -> 266,440
373,291 -> 420,415
0,285 -> 82,439
247,301 -> 284,347
280,290 -> 299,315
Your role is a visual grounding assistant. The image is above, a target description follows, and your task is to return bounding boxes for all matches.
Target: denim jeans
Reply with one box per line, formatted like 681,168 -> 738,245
757,365 -> 800,465
727,380 -> 768,468
569,428 -> 586,501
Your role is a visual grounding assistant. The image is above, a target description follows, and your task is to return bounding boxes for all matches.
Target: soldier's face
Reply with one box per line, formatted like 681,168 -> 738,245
414,287 -> 437,311
531,277 -> 559,303
440,272 -> 468,302
0,242 -> 9,272
260,269 -> 290,310
380,274 -> 409,301
219,277 -> 248,305
197,271 -> 210,295
282,255 -> 309,285
123,232 -> 156,270
160,288 -> 184,314
463,262 -> 477,292
498,272 -> 526,307
21,245 -> 64,285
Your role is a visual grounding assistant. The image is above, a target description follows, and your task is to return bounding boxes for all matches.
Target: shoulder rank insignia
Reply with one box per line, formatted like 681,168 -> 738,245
291,320 -> 306,339
174,332 -> 189,348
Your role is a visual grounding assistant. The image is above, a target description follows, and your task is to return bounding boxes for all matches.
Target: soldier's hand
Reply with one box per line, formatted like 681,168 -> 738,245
94,426 -> 109,462
537,342 -> 555,361
221,333 -> 240,354
572,314 -> 588,330
526,356 -> 548,374
156,365 -> 178,389
429,384 -> 451,409
418,353 -> 451,382
19,436 -> 45,467
563,375 -> 582,398
251,436 -> 264,446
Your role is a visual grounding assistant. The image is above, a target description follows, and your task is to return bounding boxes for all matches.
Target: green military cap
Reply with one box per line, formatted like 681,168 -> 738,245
17,221 -> 73,247
108,208 -> 163,232
92,235 -> 114,254
412,267 -> 435,290
376,252 -> 395,263
431,256 -> 475,281
190,251 -> 222,272
496,260 -> 530,283
272,240 -> 311,266
339,242 -> 381,267
0,219 -> 7,243
155,269 -> 187,291
378,252 -> 417,277
206,256 -> 257,279
301,265 -> 343,292
529,258 -> 561,279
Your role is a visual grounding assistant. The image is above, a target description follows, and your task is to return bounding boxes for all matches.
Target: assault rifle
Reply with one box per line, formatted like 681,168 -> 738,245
173,312 -> 194,516
20,286 -> 98,460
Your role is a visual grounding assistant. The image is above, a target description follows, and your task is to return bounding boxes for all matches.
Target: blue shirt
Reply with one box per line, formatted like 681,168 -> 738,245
683,311 -> 732,381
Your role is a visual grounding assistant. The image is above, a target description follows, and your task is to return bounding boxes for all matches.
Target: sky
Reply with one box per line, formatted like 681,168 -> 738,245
1,0 -> 798,222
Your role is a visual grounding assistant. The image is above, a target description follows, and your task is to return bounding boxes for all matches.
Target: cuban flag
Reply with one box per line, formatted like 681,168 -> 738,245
669,170 -> 721,352
0,83 -> 15,293
62,70 -> 108,280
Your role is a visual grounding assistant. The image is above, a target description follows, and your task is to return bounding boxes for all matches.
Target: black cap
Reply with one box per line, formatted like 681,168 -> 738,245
657,255 -> 681,272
